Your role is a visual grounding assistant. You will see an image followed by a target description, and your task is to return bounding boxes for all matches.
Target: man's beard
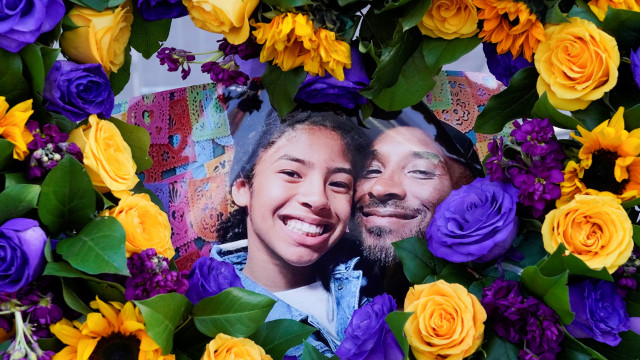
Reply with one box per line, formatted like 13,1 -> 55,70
351,200 -> 429,266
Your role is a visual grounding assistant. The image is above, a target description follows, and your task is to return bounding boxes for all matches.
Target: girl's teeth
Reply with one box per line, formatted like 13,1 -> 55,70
286,219 -> 324,236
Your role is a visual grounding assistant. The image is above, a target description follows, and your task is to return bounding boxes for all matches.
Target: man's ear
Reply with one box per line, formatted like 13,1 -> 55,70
231,178 -> 250,207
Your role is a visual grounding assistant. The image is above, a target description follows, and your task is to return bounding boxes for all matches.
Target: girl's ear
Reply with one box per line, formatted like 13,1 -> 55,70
231,178 -> 250,207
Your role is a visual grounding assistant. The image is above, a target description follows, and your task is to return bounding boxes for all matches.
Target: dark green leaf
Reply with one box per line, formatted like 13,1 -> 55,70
559,330 -> 607,360
109,46 -> 132,95
107,0 -> 126,7
474,67 -> 539,134
435,263 -> 476,287
538,244 -> 612,281
106,117 -> 153,171
571,99 -> 613,131
4,172 -> 30,187
300,341 -> 329,360
135,293 -> 193,355
0,184 -> 40,224
56,216 -> 129,275
250,319 -> 316,360
193,287 -> 276,338
582,331 -> 640,360
601,8 -> 640,51
633,225 -> 640,247
369,42 -> 436,111
0,139 -> 17,172
68,0 -> 107,11
399,0 -> 432,31
532,92 -> 585,130
37,156 -> 96,235
625,104 -> 640,130
625,290 -> 640,316
0,49 -> 30,105
468,277 -> 495,300
545,2 -> 570,23
483,332 -> 519,360
49,112 -> 75,134
393,236 -> 441,284
386,311 -> 411,360
261,0 -> 313,8
61,278 -> 93,314
261,64 -> 307,117
43,261 -> 126,292
86,279 -> 126,302
37,337 -> 64,353
520,266 -> 574,324
41,47 -> 61,76
130,6 -> 171,59
421,36 -> 481,70
19,44 -> 46,101
376,0 -> 413,12
567,0 -> 602,25
173,318 -> 213,359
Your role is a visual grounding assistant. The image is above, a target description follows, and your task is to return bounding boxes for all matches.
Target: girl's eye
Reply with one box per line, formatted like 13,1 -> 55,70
329,181 -> 352,190
279,170 -> 301,179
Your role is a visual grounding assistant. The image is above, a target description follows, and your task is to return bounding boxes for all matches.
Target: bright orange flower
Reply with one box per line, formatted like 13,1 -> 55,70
473,0 -> 545,61
0,97 -> 34,161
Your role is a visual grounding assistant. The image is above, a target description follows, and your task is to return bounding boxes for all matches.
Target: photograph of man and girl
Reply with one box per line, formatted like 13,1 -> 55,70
203,84 -> 483,358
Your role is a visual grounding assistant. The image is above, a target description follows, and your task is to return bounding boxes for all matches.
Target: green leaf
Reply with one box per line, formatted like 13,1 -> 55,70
545,2 -> 570,23
532,92 -> 585,130
559,330 -> 607,360
571,99 -> 613,131
385,311 -> 411,360
625,104 -> 640,130
56,216 -> 129,275
582,330 -> 640,360
0,139 -> 17,171
173,318 -> 213,359
538,244 -> 613,281
567,0 -> 602,25
520,266 -> 574,324
4,172 -> 30,187
393,236 -> 444,284
474,67 -> 539,134
19,44 -> 46,101
633,225 -> 640,247
0,48 -> 30,105
41,46 -> 61,76
261,0 -> 313,8
105,117 -> 153,171
130,7 -> 171,59
601,8 -> 640,51
376,0 -> 414,12
107,0 -> 126,8
135,293 -> 193,355
61,278 -> 93,314
261,64 -> 307,117
68,0 -> 107,11
250,319 -> 316,360
399,0 -> 432,31
421,36 -> 481,70
37,156 -> 96,235
300,341 -> 329,360
109,46 -> 132,96
368,42 -> 436,111
43,261 -> 126,293
0,184 -> 40,224
193,287 -> 276,338
483,332 -> 519,360
85,278 -> 126,302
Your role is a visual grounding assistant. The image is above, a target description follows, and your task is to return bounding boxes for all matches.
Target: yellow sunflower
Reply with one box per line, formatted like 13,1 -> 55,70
588,0 -> 640,21
473,0 -> 545,61
50,297 -> 174,360
558,107 -> 640,206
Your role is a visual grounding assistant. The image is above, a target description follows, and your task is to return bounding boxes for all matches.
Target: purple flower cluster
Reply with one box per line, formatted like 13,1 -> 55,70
486,118 -> 565,217
482,279 -> 564,360
201,61 -> 249,87
614,248 -> 640,297
124,248 -> 188,301
26,121 -> 83,179
218,38 -> 260,61
483,42 -> 533,86
157,47 -> 196,80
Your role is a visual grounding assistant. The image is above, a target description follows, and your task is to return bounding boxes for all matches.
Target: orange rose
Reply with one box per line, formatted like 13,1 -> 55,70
404,280 -> 486,360
418,0 -> 479,39
201,334 -> 272,360
542,194 -> 633,274
183,0 -> 259,45
100,193 -> 174,259
534,17 -> 619,111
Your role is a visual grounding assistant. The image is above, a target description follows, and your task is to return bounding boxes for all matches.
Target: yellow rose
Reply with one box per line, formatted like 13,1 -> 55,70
418,0 -> 479,39
588,0 -> 640,21
201,333 -> 272,360
100,193 -> 174,259
404,280 -> 486,360
183,0 -> 259,45
0,97 -> 34,161
542,194 -> 633,274
60,2 -> 133,74
68,115 -> 138,196
534,17 -> 619,111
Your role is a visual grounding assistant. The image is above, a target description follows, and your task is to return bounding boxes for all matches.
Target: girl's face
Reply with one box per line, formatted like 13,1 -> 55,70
232,125 -> 353,268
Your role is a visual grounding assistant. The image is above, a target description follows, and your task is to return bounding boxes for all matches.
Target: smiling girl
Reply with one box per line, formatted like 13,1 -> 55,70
213,108 -> 370,358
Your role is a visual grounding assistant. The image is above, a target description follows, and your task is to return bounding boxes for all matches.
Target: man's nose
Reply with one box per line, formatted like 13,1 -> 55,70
369,171 -> 406,201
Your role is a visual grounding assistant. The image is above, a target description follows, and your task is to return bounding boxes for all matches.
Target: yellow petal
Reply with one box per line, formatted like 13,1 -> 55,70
77,338 -> 100,360
50,319 -> 85,347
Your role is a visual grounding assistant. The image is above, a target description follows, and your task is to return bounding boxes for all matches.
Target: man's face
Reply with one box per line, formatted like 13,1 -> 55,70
353,126 -> 454,265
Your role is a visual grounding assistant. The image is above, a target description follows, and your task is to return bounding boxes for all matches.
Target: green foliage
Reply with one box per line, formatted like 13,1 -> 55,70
601,8 -> 640,51
251,319 -> 317,360
0,184 -> 40,224
19,44 -> 59,101
0,49 -> 30,106
109,46 -> 132,96
135,293 -> 193,355
582,331 -> 640,360
393,236 -> 446,284
56,216 -> 129,275
558,331 -> 607,360
262,64 -> 307,117
399,0 -> 432,31
37,156 -> 96,235
532,93 -> 585,130
193,288 -> 276,338
386,311 -> 412,360
300,341 -> 330,360
261,0 -> 313,8
625,105 -> 640,130
483,332 -> 519,360
520,265 -> 573,324
130,7 -> 171,59
474,67 -> 539,134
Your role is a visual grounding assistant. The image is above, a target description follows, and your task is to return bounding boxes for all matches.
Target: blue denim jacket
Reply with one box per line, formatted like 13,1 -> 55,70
211,240 -> 368,359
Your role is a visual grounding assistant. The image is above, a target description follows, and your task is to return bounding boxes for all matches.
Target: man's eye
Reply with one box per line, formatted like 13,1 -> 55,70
362,168 -> 382,178
408,170 -> 436,179
279,170 -> 301,179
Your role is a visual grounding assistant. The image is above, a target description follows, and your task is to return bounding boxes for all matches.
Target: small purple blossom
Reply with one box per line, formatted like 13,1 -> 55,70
157,47 -> 195,80
631,46 -> 640,90
511,118 -> 560,158
483,42 -> 533,86
201,61 -> 249,87
508,160 -> 563,218
486,136 -> 507,182
124,248 -> 189,301
27,121 -> 68,151
26,121 -> 83,179
218,38 -> 260,60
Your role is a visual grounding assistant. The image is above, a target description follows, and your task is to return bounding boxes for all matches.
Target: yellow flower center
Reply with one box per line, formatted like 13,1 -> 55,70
88,333 -> 140,360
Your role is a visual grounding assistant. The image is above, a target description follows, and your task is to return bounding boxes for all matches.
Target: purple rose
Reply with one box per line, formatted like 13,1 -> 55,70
135,0 -> 188,21
0,0 -> 65,52
566,279 -> 630,346
483,42 -> 533,86
335,294 -> 403,360
295,48 -> 370,109
43,61 -> 114,123
632,46 -> 640,91
185,257 -> 243,304
0,218 -> 47,293
427,177 -> 519,263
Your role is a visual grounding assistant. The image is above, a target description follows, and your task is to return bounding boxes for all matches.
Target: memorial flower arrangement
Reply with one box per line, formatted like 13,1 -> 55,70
1,0 -> 640,359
